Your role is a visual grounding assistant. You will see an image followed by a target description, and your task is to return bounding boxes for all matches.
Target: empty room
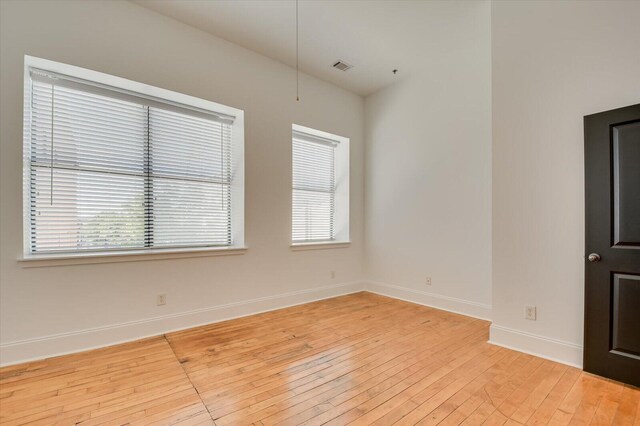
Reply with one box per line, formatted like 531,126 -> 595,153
0,0 -> 639,424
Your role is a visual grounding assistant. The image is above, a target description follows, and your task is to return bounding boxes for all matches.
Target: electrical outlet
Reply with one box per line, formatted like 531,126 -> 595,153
330,271 -> 336,279
425,277 -> 432,286
157,294 -> 166,306
525,305 -> 536,321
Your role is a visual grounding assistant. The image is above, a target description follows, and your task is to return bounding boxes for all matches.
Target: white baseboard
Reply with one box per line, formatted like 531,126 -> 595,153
489,324 -> 583,368
0,281 -> 364,367
1,281 -> 585,370
364,281 -> 492,321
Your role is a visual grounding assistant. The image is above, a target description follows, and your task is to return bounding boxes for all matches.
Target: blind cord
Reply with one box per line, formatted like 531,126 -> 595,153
296,0 -> 299,102
50,85 -> 55,205
145,106 -> 152,248
220,121 -> 224,204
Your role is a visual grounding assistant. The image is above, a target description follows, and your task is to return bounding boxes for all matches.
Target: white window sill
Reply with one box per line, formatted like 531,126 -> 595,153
290,241 -> 351,251
18,246 -> 248,268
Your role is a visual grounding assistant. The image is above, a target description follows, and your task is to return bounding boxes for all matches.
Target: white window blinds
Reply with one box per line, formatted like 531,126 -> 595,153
27,69 -> 234,254
292,130 -> 338,243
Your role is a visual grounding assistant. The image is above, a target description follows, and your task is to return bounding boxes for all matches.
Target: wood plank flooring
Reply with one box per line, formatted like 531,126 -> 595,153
1,292 -> 638,425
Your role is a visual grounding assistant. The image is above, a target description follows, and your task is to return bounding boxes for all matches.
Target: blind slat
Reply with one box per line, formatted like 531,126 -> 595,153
28,71 -> 234,254
292,135 -> 336,243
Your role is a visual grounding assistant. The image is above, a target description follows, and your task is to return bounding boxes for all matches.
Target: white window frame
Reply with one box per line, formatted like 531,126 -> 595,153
20,56 -> 245,264
291,124 -> 350,250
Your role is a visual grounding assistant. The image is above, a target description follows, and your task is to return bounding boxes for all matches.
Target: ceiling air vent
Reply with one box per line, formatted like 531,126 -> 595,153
332,61 -> 353,72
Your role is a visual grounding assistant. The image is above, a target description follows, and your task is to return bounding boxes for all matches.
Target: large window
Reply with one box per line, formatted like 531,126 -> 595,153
23,57 -> 244,256
291,125 -> 349,245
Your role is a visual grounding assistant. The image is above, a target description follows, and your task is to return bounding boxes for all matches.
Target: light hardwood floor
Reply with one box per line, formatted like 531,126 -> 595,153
0,292 -> 638,425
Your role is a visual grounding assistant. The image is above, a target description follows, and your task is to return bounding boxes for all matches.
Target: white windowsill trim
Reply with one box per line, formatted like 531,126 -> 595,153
290,241 -> 351,251
18,246 -> 248,268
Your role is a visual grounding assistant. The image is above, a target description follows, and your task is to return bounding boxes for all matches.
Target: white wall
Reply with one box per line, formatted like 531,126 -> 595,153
491,0 -> 640,367
4,0 -> 638,370
364,1 -> 492,319
0,0 -> 365,365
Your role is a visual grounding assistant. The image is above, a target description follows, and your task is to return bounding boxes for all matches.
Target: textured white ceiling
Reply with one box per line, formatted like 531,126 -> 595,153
132,0 -> 484,97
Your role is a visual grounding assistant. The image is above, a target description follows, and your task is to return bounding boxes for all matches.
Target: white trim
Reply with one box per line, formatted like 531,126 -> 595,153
489,324 -> 583,368
0,282 -> 587,369
22,55 -> 246,257
0,281 -> 364,367
18,246 -> 248,268
364,281 -> 492,321
290,241 -> 351,251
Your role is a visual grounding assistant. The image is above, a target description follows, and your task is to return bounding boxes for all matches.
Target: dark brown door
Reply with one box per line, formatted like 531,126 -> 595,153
584,103 -> 640,386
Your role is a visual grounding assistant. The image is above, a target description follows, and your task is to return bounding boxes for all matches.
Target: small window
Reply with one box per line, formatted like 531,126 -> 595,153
23,57 -> 244,256
292,125 -> 349,245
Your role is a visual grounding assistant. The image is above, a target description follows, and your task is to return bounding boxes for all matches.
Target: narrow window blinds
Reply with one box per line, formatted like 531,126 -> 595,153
292,130 -> 337,243
28,69 -> 234,254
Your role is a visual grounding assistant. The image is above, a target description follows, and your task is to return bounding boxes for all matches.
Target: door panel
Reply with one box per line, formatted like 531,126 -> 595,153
584,103 -> 640,386
611,274 -> 640,358
612,120 -> 640,247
